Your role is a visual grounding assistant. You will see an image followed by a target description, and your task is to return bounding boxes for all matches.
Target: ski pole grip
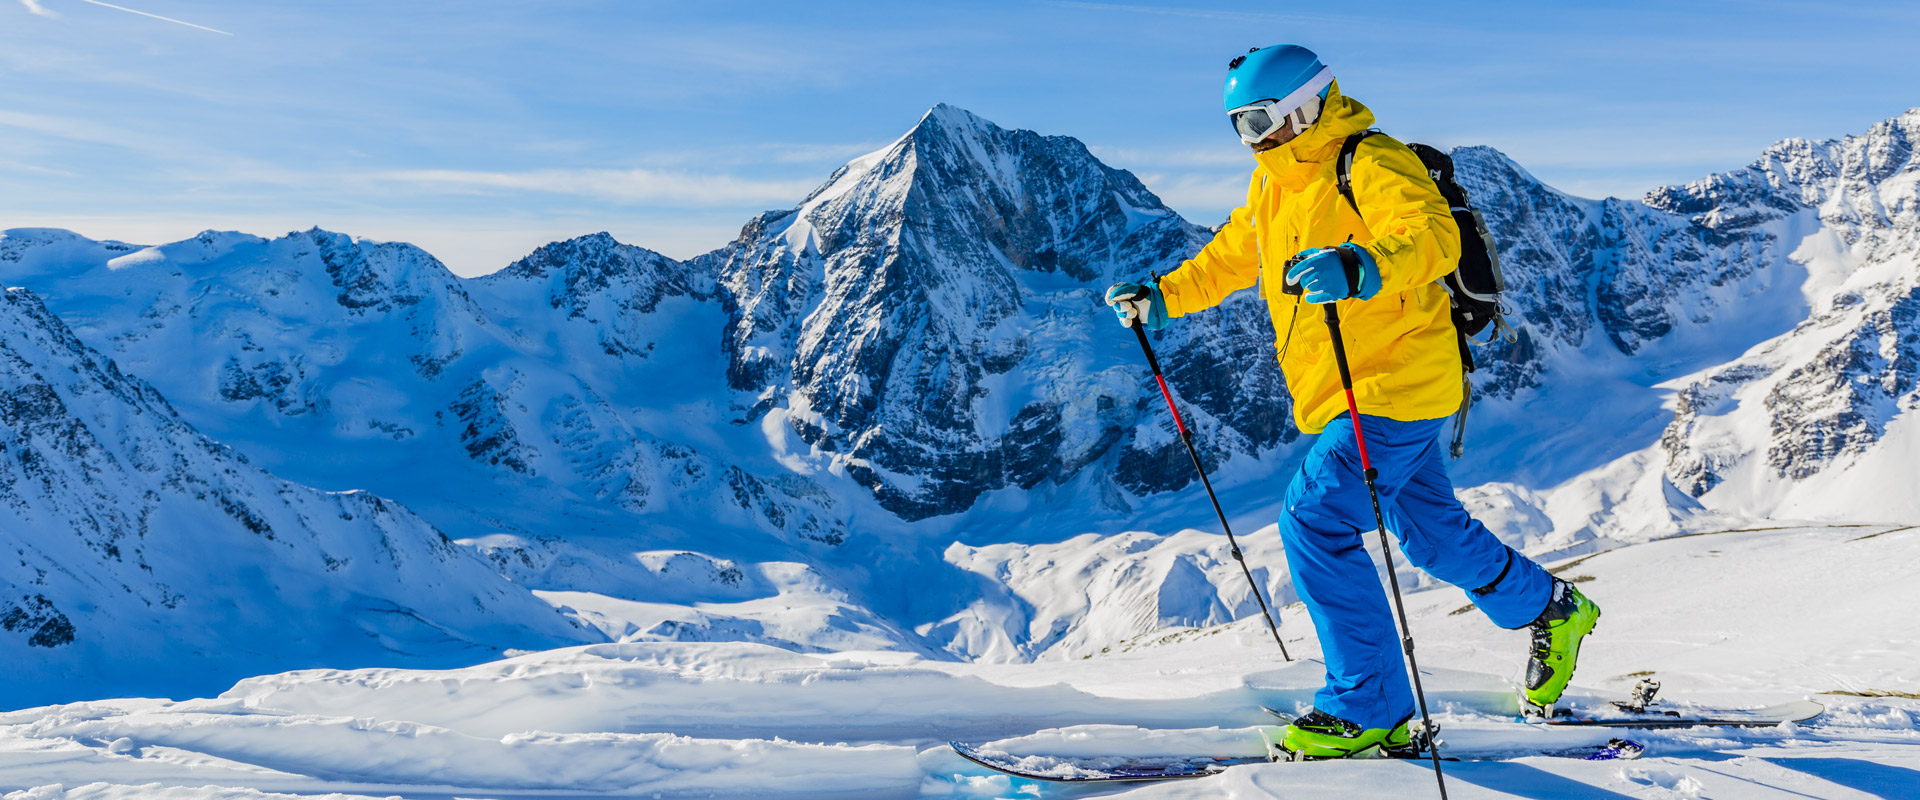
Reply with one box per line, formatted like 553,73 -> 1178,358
1281,251 -> 1309,296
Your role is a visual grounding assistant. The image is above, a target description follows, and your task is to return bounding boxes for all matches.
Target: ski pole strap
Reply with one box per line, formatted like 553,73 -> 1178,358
1450,373 -> 1472,459
1336,244 -> 1362,299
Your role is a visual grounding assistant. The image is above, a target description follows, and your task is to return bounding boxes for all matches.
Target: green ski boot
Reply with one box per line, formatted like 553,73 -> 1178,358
1263,709 -> 1412,761
1521,580 -> 1601,717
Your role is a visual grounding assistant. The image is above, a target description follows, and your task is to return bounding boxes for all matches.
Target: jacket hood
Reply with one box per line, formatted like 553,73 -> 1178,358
1255,80 -> 1376,184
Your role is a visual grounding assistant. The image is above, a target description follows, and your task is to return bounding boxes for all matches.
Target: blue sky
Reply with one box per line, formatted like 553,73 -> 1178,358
4,1 -> 1917,276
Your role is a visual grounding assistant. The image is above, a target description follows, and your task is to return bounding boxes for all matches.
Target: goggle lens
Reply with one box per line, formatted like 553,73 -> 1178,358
1232,107 -> 1275,141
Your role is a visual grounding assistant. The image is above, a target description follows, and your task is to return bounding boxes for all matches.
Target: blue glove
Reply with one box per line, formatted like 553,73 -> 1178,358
1104,280 -> 1170,330
1284,243 -> 1381,304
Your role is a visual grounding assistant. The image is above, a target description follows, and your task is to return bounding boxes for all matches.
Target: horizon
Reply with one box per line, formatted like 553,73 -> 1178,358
5,1 -> 1919,276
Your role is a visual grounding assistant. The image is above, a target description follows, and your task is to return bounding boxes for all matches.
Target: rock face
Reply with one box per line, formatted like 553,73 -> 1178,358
4,106 -> 1919,673
699,105 -> 1287,520
1446,146 -> 1793,404
1651,111 -> 1920,513
0,287 -> 590,707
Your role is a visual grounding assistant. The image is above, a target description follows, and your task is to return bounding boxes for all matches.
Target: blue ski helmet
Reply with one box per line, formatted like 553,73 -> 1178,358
1223,45 -> 1333,112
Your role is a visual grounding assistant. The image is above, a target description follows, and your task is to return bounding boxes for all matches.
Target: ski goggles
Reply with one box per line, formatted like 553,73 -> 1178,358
1228,66 -> 1335,145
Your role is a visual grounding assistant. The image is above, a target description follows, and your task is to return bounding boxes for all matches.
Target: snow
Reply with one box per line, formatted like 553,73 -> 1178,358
3,524 -> 1915,798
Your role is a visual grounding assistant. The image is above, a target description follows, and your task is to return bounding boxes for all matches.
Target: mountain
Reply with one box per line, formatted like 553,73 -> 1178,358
0,107 -> 1305,675
1442,109 -> 1920,547
698,104 -> 1290,521
0,227 -> 840,548
0,286 -> 591,708
0,225 -> 916,673
1653,111 -> 1920,520
3,105 -> 1917,690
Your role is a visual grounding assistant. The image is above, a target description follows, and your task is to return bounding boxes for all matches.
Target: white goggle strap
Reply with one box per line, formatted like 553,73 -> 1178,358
1272,65 -> 1335,117
1287,94 -> 1324,135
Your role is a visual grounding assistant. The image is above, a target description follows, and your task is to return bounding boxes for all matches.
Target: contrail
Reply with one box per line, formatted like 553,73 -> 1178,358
75,0 -> 232,35
19,0 -> 60,17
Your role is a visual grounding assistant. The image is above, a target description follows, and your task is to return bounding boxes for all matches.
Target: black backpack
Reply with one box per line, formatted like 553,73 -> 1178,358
1335,130 -> 1514,457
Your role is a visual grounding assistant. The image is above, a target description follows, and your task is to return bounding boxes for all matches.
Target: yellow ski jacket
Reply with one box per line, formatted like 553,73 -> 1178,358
1158,82 -> 1463,434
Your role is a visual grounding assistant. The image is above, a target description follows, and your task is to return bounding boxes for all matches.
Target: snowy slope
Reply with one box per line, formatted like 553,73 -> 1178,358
0,287 -> 590,709
2,524 -> 1913,798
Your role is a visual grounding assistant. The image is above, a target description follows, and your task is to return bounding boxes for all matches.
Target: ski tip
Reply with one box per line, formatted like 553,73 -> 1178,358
1588,738 -> 1648,760
1260,704 -> 1297,723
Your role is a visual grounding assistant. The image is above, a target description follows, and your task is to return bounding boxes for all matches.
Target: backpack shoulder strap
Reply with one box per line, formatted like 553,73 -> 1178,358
1335,129 -> 1382,217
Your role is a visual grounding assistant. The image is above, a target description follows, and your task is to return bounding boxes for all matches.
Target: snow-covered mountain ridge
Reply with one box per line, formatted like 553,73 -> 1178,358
0,287 -> 592,709
3,105 -> 1918,702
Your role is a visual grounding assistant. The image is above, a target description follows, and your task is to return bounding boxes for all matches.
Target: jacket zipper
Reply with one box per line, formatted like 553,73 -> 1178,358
1255,174 -> 1268,299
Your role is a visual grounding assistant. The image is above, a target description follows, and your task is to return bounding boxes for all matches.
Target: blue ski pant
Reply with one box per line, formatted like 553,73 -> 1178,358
1279,413 -> 1553,730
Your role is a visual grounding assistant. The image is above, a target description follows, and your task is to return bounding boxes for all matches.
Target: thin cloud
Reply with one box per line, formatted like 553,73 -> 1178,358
1044,0 -> 1347,25
1086,144 -> 1251,169
75,0 -> 232,35
19,0 -> 59,17
374,167 -> 821,208
1136,171 -> 1251,221
0,109 -> 176,152
0,157 -> 80,178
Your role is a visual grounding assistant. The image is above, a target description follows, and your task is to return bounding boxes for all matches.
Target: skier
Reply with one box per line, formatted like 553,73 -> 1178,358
1105,44 -> 1600,759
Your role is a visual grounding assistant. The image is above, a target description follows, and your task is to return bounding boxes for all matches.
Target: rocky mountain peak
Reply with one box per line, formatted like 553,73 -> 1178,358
289,227 -> 468,313
484,232 -> 699,317
698,105 -> 1221,520
906,103 -> 999,147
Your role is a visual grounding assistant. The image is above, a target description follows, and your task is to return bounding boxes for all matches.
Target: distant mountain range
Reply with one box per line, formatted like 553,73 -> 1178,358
3,103 -> 1915,704
0,287 -> 588,708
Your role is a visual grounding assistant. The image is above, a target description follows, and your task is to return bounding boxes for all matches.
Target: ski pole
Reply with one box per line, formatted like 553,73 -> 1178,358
1123,312 -> 1290,662
1322,302 -> 1449,799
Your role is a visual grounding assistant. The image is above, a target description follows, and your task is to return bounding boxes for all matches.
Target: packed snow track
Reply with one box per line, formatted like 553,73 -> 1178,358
2,525 -> 1916,798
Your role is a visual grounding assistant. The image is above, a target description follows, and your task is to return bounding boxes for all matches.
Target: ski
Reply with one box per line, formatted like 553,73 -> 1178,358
950,736 -> 1646,783
1258,704 -> 1646,761
950,742 -> 1263,782
1533,699 -> 1824,728
1523,678 -> 1825,728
